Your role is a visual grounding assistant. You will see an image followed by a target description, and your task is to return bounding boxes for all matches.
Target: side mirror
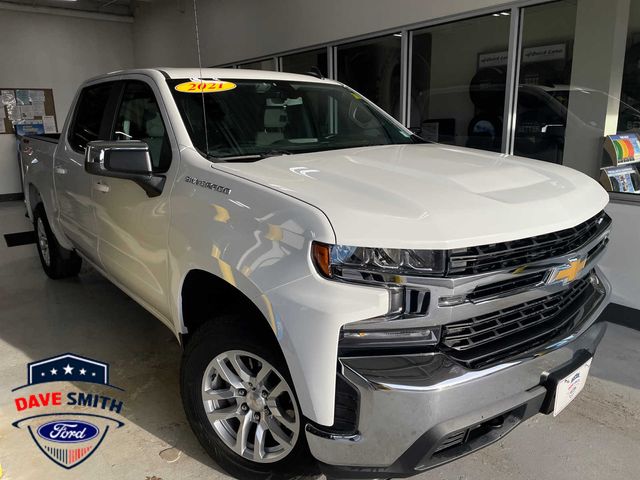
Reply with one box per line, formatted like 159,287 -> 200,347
85,140 -> 165,197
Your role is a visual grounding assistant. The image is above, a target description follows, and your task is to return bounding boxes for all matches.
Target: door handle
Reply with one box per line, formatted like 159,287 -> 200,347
54,167 -> 67,175
93,182 -> 110,193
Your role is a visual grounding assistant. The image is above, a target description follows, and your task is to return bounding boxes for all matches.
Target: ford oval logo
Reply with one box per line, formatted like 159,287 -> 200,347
37,420 -> 99,443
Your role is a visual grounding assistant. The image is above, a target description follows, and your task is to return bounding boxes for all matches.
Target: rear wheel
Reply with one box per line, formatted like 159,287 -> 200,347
181,315 -> 317,480
33,203 -> 82,279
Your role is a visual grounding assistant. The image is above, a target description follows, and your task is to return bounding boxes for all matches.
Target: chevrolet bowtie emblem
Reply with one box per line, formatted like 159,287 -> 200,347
548,257 -> 587,286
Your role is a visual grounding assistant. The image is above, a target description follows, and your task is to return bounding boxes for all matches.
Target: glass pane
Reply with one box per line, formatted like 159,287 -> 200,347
168,79 -> 420,159
410,13 -> 510,151
113,81 -> 171,172
240,59 -> 276,71
514,1 -> 577,163
604,1 -> 640,195
69,82 -> 114,151
337,34 -> 402,120
282,48 -> 328,77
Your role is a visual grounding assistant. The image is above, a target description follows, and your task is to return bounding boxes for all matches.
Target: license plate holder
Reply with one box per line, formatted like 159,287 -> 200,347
540,349 -> 593,416
552,358 -> 591,416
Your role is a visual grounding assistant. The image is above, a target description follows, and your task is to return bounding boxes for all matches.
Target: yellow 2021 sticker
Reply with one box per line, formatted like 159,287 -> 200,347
175,81 -> 237,93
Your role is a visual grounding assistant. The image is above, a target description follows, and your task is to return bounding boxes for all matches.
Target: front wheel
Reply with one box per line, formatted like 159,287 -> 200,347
33,203 -> 82,279
181,316 -> 317,480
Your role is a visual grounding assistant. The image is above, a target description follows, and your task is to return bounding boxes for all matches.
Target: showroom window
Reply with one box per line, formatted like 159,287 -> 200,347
610,0 -> 640,195
409,14 -> 511,151
337,34 -> 402,120
240,58 -> 277,71
513,1 -> 577,163
281,48 -> 328,77
219,0 -> 640,196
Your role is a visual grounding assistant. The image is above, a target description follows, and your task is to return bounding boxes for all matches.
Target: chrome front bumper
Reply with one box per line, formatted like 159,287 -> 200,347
306,270 -> 611,477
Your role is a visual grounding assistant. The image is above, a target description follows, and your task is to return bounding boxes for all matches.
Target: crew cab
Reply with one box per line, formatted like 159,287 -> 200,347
22,68 -> 612,479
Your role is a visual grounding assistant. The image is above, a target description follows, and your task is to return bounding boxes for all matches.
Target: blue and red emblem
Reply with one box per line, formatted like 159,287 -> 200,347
10,353 -> 126,469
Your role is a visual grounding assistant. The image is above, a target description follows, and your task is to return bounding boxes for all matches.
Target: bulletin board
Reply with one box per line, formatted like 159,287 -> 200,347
0,88 -> 58,135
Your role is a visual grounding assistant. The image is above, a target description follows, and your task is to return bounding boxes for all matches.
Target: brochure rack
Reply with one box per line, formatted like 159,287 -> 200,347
601,134 -> 640,193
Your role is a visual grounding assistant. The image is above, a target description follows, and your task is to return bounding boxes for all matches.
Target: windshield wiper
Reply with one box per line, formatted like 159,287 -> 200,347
214,150 -> 293,162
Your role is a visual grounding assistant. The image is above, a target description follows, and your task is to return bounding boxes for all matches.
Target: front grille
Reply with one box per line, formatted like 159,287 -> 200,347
448,211 -> 611,276
440,275 -> 599,368
467,271 -> 547,302
434,430 -> 467,454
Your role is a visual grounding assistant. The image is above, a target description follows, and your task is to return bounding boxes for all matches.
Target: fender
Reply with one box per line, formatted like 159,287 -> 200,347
165,149 -> 389,425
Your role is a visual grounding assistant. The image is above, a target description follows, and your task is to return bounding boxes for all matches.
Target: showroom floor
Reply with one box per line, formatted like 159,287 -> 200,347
0,200 -> 639,480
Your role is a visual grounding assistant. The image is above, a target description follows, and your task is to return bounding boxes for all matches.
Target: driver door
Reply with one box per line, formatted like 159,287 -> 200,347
92,78 -> 176,321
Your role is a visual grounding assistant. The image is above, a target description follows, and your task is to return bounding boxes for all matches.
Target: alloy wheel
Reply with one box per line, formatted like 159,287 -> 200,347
36,217 -> 50,266
201,350 -> 300,463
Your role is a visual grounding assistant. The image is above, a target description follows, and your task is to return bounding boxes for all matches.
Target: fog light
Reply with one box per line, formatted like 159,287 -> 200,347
438,295 -> 467,307
339,326 -> 440,353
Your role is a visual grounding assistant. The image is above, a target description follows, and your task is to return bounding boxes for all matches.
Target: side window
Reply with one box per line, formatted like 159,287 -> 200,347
113,81 -> 171,172
68,83 -> 113,152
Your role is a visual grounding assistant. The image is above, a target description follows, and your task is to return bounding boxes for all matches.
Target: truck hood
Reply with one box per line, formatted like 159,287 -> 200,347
216,144 -> 609,249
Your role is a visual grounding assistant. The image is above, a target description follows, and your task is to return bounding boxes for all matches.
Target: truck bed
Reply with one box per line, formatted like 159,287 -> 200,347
23,133 -> 61,143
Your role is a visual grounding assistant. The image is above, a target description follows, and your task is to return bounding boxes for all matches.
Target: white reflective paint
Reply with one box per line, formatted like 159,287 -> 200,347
23,68 -> 610,426
219,143 -> 608,249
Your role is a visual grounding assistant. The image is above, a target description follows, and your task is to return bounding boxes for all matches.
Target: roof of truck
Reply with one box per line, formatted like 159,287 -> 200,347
96,68 -> 339,85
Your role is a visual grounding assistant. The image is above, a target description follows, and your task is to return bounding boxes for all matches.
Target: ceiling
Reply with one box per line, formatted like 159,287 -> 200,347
0,0 -> 137,16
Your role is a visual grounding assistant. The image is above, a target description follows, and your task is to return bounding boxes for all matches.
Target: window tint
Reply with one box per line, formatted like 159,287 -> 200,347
113,81 -> 171,171
169,79 -> 419,159
69,83 -> 113,151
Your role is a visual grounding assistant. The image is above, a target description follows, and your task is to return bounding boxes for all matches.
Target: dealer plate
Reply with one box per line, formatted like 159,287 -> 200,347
553,357 -> 592,416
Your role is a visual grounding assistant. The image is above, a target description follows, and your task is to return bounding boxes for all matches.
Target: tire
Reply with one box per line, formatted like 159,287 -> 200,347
181,315 -> 317,480
33,203 -> 82,279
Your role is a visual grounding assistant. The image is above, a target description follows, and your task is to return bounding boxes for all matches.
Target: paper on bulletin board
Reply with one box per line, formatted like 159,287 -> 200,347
29,90 -> 45,103
32,101 -> 46,117
6,105 -> 19,121
14,120 -> 44,136
15,89 -> 31,105
1,90 -> 15,106
19,105 -> 34,119
43,115 -> 56,134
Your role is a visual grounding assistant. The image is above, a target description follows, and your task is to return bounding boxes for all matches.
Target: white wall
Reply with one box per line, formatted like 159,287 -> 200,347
600,201 -> 640,310
133,0 -> 513,68
0,9 -> 134,195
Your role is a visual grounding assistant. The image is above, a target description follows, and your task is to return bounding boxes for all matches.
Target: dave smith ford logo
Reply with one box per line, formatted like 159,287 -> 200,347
10,353 -> 125,469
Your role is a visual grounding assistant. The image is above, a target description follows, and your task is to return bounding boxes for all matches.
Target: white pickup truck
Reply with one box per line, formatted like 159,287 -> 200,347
22,68 -> 612,479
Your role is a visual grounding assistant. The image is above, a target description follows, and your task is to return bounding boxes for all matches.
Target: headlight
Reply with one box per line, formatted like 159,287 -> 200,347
312,242 -> 446,282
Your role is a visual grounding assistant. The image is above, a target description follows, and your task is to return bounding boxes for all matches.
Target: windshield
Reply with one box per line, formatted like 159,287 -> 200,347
169,79 -> 422,160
